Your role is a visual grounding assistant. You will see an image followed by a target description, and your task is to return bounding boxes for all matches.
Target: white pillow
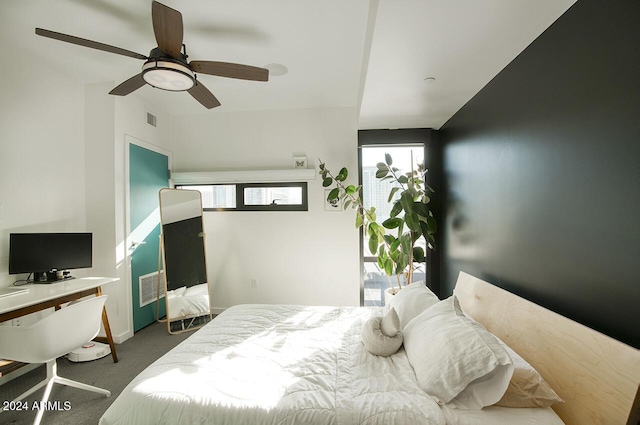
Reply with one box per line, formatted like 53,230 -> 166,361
495,339 -> 563,408
384,281 -> 439,329
403,296 -> 514,409
184,283 -> 209,296
167,286 -> 187,299
457,311 -> 564,408
361,308 -> 404,356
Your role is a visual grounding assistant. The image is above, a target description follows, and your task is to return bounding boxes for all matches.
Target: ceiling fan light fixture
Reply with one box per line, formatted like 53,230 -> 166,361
142,60 -> 194,91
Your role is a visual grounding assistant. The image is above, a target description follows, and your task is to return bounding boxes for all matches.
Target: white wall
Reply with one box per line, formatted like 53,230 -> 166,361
0,55 -> 86,288
83,84 -> 173,342
85,82 -> 117,280
172,108 -> 361,309
110,95 -> 172,341
0,37 -> 90,332
0,69 -> 171,343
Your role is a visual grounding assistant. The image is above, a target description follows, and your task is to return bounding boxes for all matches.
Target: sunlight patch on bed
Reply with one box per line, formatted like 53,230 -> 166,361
283,308 -> 335,327
131,363 -> 299,410
131,307 -> 345,411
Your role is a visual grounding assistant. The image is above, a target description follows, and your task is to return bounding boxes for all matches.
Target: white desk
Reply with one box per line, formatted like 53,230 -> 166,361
0,277 -> 119,363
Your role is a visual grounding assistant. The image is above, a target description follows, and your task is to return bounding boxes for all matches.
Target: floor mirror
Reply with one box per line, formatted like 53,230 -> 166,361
158,188 -> 212,334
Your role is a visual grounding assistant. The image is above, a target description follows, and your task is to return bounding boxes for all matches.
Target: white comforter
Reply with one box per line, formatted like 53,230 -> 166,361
167,283 -> 210,319
100,304 -> 445,425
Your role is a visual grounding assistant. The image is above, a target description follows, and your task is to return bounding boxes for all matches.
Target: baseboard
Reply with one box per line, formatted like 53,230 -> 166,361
95,329 -> 133,344
111,329 -> 133,344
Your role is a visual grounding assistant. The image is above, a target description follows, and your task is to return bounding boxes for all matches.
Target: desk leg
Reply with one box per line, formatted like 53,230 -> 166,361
95,287 -> 119,363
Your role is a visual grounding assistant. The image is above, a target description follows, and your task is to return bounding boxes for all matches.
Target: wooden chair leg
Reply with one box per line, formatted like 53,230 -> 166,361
94,287 -> 118,363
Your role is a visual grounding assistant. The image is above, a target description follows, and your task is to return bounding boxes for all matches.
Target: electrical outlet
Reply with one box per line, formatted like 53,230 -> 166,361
13,317 -> 21,326
250,278 -> 257,288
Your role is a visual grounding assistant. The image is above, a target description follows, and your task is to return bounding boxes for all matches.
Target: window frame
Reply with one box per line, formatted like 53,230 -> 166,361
237,182 -> 308,211
358,128 -> 437,306
174,184 -> 237,211
176,182 -> 308,212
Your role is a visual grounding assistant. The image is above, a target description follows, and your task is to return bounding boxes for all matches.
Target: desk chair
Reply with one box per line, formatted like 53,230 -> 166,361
0,295 -> 110,425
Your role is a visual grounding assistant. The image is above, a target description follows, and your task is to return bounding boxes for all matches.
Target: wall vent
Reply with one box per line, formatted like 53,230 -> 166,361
139,270 -> 165,307
146,111 -> 157,127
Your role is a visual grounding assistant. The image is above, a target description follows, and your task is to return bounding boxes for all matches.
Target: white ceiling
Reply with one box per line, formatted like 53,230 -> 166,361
3,0 -> 576,129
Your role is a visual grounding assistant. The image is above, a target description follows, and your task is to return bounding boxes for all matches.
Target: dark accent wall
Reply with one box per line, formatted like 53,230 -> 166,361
358,129 -> 443,294
439,0 -> 640,348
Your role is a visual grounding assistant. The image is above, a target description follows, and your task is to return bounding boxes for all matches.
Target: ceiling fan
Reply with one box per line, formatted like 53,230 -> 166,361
35,1 -> 269,109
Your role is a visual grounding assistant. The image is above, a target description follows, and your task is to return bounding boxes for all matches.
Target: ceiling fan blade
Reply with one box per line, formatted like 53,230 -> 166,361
188,81 -> 221,109
109,74 -> 146,96
190,61 -> 269,82
152,1 -> 184,58
35,28 -> 147,60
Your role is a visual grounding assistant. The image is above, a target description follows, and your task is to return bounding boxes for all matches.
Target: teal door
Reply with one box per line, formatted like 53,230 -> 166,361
129,142 -> 170,332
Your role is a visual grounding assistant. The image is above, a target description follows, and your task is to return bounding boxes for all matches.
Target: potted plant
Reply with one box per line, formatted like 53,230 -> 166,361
318,153 -> 436,298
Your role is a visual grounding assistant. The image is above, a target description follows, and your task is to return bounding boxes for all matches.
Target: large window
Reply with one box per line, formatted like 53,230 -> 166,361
360,145 -> 426,306
176,182 -> 308,212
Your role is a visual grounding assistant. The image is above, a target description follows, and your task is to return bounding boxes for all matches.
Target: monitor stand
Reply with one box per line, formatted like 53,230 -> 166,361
33,271 -> 76,284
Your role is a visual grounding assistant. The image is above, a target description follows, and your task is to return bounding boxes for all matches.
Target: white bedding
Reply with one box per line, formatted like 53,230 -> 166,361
100,304 -> 445,425
166,283 -> 209,319
99,304 -> 565,425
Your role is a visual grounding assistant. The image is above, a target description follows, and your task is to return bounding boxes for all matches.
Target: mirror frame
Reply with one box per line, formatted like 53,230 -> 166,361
158,188 -> 212,334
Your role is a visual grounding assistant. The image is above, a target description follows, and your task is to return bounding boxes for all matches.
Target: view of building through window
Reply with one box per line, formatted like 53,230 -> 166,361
243,186 -> 302,206
185,185 -> 236,209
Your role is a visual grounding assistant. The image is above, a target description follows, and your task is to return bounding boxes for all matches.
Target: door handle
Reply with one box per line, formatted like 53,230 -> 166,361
130,240 -> 146,250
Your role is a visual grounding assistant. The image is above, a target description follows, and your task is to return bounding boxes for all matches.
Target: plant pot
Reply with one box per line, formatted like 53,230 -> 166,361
384,287 -> 399,306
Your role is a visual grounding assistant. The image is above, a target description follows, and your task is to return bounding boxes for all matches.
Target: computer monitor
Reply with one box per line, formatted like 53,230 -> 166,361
9,233 -> 92,282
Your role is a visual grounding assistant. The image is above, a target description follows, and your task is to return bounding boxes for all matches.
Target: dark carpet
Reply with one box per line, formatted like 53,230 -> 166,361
0,321 -> 193,425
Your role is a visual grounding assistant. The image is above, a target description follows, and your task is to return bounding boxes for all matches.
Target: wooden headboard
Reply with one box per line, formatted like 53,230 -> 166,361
453,271 -> 640,425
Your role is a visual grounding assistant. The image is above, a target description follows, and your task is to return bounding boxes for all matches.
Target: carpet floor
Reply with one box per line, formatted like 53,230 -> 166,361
0,321 -> 193,425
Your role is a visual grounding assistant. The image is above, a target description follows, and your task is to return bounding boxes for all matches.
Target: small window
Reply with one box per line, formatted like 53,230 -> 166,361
176,182 -> 307,212
179,185 -> 236,210
239,183 -> 307,211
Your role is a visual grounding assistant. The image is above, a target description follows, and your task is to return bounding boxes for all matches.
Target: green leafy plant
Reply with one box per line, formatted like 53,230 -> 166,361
319,153 -> 436,293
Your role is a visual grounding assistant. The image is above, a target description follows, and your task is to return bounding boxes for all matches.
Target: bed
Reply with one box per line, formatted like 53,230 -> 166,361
100,272 -> 640,425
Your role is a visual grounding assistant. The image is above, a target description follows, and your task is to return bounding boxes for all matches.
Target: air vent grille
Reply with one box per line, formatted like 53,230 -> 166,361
146,111 -> 157,127
139,270 -> 165,307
